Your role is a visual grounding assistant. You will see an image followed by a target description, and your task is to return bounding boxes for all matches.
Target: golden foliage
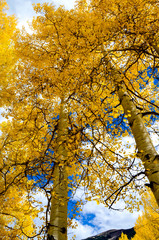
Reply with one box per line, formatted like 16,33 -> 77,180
132,190 -> 159,240
0,0 -> 17,106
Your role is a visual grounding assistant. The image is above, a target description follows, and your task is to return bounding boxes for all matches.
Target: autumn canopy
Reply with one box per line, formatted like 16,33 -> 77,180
0,0 -> 159,239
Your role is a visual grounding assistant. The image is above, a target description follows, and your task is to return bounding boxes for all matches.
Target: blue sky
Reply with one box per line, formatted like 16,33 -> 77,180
3,0 -> 155,239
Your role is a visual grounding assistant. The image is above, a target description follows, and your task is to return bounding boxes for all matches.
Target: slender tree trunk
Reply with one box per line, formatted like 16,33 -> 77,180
47,98 -> 68,240
117,83 -> 159,206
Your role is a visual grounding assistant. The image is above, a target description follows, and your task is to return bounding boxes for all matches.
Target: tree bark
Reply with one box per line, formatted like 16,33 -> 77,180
117,83 -> 159,206
47,98 -> 68,240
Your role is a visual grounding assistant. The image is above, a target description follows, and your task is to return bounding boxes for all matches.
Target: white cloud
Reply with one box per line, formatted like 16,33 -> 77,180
68,200 -> 141,240
82,201 -> 139,230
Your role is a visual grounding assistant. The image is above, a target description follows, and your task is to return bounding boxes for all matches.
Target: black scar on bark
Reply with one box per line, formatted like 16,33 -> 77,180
145,182 -> 154,190
47,235 -> 55,240
128,121 -> 133,127
145,154 -> 150,160
145,181 -> 159,190
61,227 -> 66,234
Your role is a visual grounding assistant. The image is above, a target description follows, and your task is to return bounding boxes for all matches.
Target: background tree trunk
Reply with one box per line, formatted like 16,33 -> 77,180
117,83 -> 159,206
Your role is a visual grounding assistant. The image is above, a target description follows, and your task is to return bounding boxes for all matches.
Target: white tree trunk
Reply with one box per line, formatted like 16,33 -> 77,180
47,98 -> 68,240
117,84 -> 159,206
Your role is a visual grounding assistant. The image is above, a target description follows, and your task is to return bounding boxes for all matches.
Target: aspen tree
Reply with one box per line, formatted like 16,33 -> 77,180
117,82 -> 159,206
47,98 -> 68,240
1,3 -> 126,237
2,4 -> 108,237
76,0 -> 159,206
